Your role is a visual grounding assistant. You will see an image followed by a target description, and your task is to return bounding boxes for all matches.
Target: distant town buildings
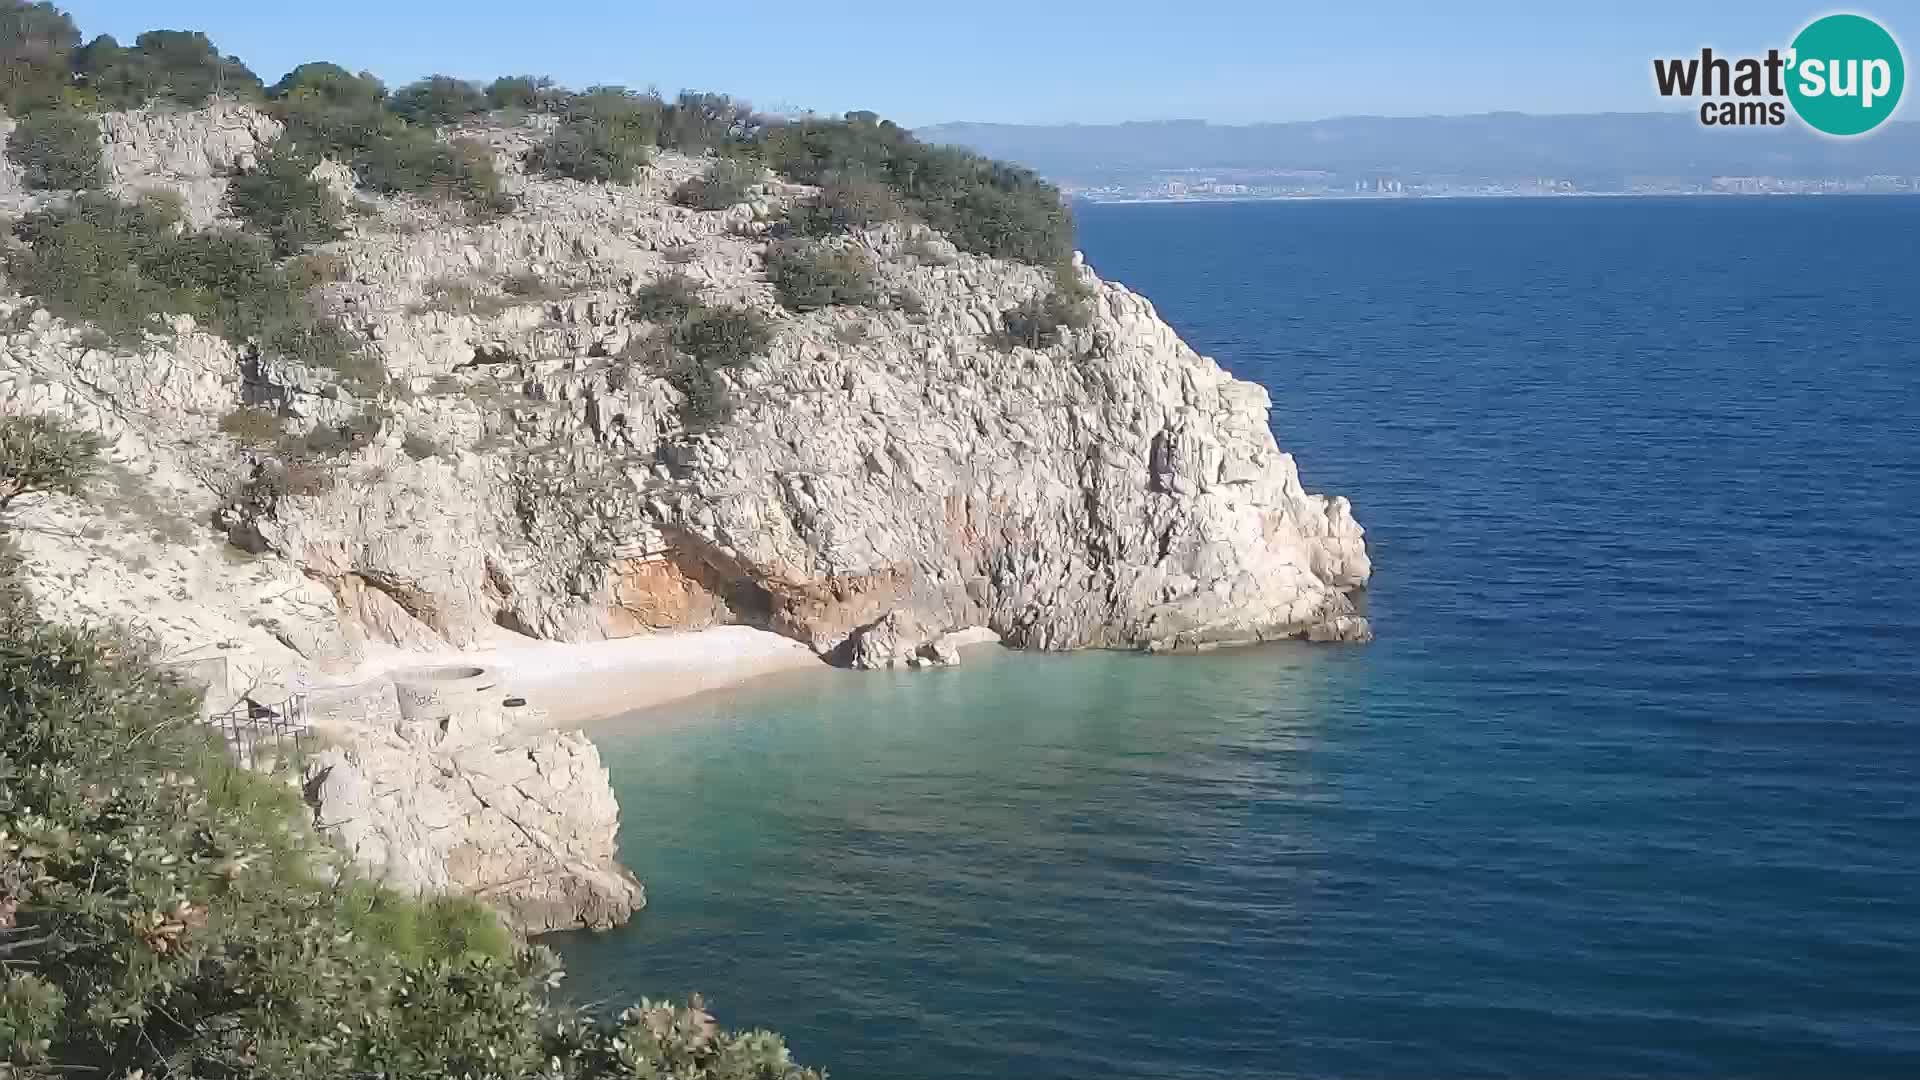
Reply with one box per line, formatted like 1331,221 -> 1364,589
1055,168 -> 1920,203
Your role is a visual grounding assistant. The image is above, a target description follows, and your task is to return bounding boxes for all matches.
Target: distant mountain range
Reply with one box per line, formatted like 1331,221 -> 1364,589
916,113 -> 1920,192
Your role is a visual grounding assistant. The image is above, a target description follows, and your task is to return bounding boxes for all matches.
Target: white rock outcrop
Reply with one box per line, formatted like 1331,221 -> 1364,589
300,668 -> 643,934
0,101 -> 1371,930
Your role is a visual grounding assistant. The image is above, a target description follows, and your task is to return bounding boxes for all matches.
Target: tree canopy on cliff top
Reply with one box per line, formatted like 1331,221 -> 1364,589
1,1 -> 1074,264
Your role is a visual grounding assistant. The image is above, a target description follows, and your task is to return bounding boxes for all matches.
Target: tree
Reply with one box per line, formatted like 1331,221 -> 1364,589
3,107 -> 99,190
267,60 -> 385,105
388,75 -> 488,127
0,413 -> 104,515
0,0 -> 80,114
485,74 -> 556,111
72,28 -> 263,108
0,584 -> 826,1079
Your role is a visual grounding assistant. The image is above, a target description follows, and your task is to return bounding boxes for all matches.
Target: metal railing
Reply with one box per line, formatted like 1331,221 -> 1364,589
212,693 -> 311,770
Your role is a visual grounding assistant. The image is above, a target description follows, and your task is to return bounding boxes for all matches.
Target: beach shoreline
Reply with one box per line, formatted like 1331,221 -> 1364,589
314,625 -> 828,728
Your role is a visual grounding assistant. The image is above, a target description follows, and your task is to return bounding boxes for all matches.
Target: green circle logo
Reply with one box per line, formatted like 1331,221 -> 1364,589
1787,14 -> 1905,136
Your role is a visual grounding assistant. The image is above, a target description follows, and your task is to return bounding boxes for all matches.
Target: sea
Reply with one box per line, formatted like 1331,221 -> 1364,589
552,196 -> 1920,1079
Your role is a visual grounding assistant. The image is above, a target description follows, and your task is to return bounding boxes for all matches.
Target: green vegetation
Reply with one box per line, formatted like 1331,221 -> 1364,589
402,431 -> 447,460
528,116 -> 651,184
226,142 -> 345,256
0,413 -> 103,514
0,1 -> 80,114
672,305 -> 774,369
216,405 -> 284,447
266,61 -> 384,106
621,284 -> 772,428
70,29 -> 262,109
760,111 -> 1073,264
484,74 -> 557,112
781,173 -> 905,237
994,265 -> 1098,351
269,67 -> 507,213
658,91 -> 760,154
6,194 -> 380,389
764,238 -> 878,312
388,75 -> 487,127
672,158 -> 759,210
630,271 -> 706,324
4,4 -> 1073,261
0,420 -> 820,1077
3,108 -> 100,190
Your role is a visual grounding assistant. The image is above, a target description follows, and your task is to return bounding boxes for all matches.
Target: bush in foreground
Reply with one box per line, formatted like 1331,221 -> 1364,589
3,107 -> 100,190
0,415 -> 822,1079
0,412 -> 102,515
0,601 -> 822,1079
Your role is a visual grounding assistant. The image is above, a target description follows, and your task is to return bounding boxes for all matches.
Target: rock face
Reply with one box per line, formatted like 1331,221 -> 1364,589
300,669 -> 644,934
0,102 -> 1370,928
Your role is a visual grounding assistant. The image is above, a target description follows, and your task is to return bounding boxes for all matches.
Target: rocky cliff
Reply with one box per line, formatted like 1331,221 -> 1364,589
0,102 -> 1369,927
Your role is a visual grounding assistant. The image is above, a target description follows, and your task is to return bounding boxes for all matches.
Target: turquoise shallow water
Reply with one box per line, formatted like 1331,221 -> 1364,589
554,197 -> 1920,1078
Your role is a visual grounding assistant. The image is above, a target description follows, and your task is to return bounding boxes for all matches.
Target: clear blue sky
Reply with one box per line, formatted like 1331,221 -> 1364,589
55,1 -> 1909,126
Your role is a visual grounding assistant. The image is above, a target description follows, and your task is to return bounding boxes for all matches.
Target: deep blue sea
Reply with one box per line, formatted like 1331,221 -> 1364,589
555,197 -> 1920,1079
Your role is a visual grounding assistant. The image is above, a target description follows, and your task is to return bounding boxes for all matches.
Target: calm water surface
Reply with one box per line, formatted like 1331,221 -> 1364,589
554,197 -> 1920,1079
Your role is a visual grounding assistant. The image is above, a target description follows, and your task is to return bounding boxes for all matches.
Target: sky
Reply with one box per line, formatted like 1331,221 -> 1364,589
55,1 -> 1915,127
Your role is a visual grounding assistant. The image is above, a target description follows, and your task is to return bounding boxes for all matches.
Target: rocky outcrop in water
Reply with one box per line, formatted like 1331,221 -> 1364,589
300,668 -> 643,934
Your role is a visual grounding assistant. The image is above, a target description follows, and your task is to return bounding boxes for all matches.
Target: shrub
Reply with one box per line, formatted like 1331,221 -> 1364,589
671,304 -> 773,368
413,275 -> 482,315
273,92 -> 506,212
226,141 -> 345,256
783,172 -> 905,237
994,265 -> 1097,351
401,431 -> 446,460
758,111 -> 1073,265
631,271 -> 705,324
72,29 -> 263,109
658,91 -> 760,154
764,238 -> 878,312
388,75 -> 487,127
501,269 -> 561,299
217,405 -> 283,447
662,242 -> 698,265
672,158 -> 759,210
0,594 -> 820,1080
0,0 -> 81,114
7,194 -> 381,389
0,412 -> 103,515
4,107 -> 100,190
485,74 -> 554,111
527,116 -> 650,184
267,61 -> 385,106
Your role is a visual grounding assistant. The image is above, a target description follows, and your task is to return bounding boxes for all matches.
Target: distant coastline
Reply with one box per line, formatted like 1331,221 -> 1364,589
1077,189 -> 1920,206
